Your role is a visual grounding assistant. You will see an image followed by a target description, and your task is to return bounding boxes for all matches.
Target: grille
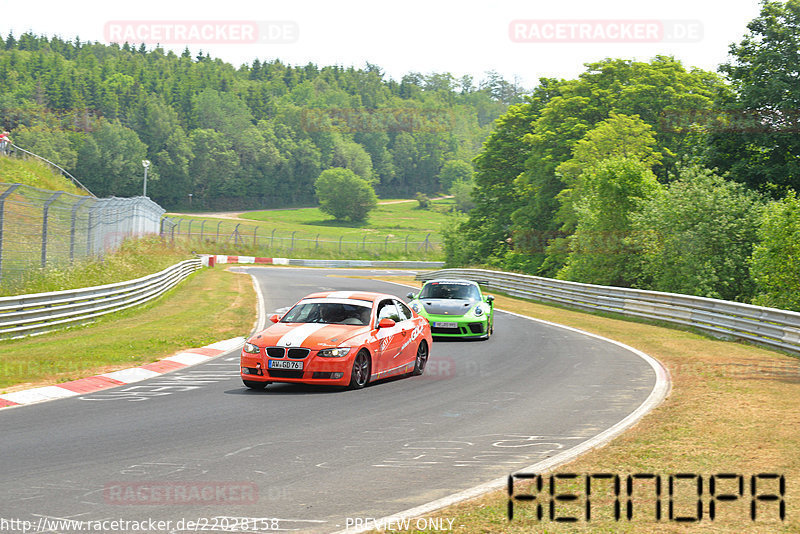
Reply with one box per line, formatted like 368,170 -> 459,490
287,348 -> 310,359
267,369 -> 304,379
431,326 -> 462,334
468,322 -> 485,334
266,347 -> 285,358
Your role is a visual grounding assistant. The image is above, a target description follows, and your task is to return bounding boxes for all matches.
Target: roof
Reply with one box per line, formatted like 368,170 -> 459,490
302,291 -> 394,303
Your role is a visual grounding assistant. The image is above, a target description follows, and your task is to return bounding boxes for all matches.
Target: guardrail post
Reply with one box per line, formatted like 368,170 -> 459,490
0,184 -> 21,282
69,197 -> 91,262
41,192 -> 64,268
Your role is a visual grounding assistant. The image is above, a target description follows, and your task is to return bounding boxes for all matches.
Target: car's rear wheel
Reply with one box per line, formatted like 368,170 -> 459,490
243,380 -> 269,390
412,341 -> 428,376
349,350 -> 371,389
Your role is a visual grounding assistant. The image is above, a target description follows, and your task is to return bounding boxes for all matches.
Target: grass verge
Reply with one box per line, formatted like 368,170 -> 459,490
0,266 -> 255,392
368,276 -> 799,533
0,236 -> 195,297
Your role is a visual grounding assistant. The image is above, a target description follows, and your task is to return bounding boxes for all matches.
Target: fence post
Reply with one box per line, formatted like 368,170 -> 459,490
271,228 -> 276,248
362,234 -> 367,250
424,233 -> 431,253
253,226 -> 258,247
290,231 -> 297,250
187,220 -> 194,242
339,235 -> 344,253
216,220 -> 222,242
41,192 -> 64,268
200,220 -> 206,242
69,197 -> 91,262
0,184 -> 21,282
315,233 -> 320,249
385,235 -> 389,253
233,223 -> 241,246
405,235 -> 409,254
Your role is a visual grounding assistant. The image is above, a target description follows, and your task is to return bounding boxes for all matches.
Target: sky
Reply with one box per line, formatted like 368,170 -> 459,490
2,0 -> 765,89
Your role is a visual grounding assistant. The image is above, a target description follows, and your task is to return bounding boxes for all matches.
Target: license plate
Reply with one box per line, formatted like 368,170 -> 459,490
268,360 -> 303,370
433,322 -> 458,328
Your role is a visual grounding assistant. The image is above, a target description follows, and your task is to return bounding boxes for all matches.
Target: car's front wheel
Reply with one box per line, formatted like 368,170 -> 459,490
412,341 -> 428,376
243,380 -> 269,390
349,350 -> 371,389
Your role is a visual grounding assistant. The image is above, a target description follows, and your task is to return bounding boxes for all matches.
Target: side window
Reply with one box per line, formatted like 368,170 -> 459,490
377,300 -> 400,321
394,300 -> 413,321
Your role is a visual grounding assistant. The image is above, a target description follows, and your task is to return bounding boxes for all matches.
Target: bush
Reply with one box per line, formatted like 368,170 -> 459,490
750,190 -> 800,310
315,168 -> 378,222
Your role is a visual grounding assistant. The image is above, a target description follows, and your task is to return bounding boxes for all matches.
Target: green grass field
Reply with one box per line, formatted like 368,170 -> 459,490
167,198 -> 457,260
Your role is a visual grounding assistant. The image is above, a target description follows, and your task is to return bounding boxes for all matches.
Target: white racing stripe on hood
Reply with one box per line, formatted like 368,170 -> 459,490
326,291 -> 354,299
277,323 -> 328,347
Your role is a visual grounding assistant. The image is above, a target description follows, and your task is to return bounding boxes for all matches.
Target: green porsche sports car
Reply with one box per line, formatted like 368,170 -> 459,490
406,279 -> 494,339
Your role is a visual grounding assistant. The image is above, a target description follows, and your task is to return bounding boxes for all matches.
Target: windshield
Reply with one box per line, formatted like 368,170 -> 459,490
280,301 -> 372,325
419,282 -> 481,301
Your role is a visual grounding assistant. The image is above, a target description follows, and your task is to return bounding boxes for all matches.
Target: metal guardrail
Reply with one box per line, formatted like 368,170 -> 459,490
417,268 -> 800,355
0,259 -> 201,339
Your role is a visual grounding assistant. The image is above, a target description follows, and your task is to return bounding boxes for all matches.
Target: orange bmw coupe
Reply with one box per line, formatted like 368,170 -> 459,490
241,291 -> 433,390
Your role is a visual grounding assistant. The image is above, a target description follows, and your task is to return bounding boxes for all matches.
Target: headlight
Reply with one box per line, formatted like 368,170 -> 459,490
243,342 -> 260,354
473,305 -> 484,317
410,302 -> 420,313
317,347 -> 352,358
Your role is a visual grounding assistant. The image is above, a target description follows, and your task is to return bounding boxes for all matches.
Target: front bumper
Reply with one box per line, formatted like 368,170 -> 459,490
240,350 -> 355,386
419,313 -> 490,338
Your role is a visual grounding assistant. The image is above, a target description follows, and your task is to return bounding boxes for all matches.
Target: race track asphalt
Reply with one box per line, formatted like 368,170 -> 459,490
0,267 -> 657,533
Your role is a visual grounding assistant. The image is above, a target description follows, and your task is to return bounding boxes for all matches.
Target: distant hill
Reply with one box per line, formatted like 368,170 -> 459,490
0,157 -> 89,195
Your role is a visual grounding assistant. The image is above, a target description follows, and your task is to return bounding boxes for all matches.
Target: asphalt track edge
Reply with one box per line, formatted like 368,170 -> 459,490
331,280 -> 672,534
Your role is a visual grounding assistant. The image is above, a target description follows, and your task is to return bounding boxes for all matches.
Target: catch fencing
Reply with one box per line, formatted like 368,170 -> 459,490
0,258 -> 201,339
417,268 -> 800,355
164,217 -> 442,258
0,183 -> 165,285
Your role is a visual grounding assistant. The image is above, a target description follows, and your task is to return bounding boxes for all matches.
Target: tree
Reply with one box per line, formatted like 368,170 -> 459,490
542,112 -> 663,274
437,160 -> 473,191
750,190 -> 800,310
558,157 -> 661,286
709,0 -> 800,195
75,119 -> 149,197
450,179 -> 475,212
630,166 -> 763,301
315,168 -> 377,222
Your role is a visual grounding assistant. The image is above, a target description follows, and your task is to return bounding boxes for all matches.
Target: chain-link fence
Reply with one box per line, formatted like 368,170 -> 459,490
163,217 -> 443,258
0,183 -> 165,284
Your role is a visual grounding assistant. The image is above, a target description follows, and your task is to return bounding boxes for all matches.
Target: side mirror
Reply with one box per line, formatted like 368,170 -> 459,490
406,292 -> 416,300
486,295 -> 494,304
377,318 -> 396,329
269,314 -> 281,323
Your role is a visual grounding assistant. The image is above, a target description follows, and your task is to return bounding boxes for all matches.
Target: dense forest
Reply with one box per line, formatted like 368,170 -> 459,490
0,33 -> 520,209
445,0 -> 800,310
